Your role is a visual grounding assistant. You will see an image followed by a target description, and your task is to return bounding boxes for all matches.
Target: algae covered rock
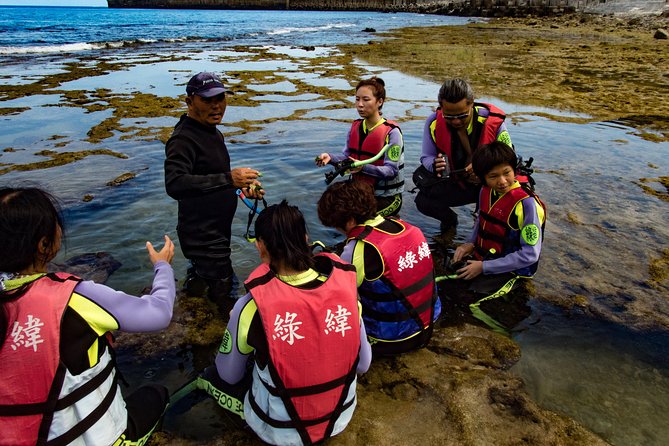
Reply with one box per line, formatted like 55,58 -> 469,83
145,317 -> 609,445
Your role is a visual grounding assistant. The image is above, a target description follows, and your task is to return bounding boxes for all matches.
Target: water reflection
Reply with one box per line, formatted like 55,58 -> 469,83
512,302 -> 669,446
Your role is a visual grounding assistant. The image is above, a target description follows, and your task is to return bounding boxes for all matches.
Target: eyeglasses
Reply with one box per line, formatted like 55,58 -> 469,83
442,110 -> 470,121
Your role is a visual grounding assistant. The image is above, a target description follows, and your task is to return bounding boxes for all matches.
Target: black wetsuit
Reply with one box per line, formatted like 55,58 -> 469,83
165,114 -> 237,288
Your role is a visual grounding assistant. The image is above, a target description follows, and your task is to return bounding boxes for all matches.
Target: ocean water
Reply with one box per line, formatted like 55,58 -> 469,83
0,5 -> 471,53
0,6 -> 668,446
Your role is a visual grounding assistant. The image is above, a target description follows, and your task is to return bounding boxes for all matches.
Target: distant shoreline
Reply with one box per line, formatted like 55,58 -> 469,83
0,5 -> 106,7
103,0 -> 579,17
105,0 -> 668,18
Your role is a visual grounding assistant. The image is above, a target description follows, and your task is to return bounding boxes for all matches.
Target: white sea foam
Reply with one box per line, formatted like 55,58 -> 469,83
267,22 -> 354,36
0,42 -> 101,55
0,39 -> 159,55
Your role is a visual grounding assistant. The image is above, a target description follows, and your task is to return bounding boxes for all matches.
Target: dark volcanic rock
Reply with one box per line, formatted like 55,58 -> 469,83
49,252 -> 122,283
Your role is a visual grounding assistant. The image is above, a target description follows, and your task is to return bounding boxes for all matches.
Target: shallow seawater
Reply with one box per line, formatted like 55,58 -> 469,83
512,302 -> 669,446
0,40 -> 668,445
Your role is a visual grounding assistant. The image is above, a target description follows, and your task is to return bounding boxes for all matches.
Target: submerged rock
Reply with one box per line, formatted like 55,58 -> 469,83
106,171 -> 137,186
48,252 -> 121,283
653,28 -> 668,39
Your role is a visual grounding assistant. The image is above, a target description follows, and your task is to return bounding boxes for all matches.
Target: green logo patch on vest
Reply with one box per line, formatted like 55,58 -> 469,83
388,144 -> 401,162
521,224 -> 540,246
219,329 -> 232,354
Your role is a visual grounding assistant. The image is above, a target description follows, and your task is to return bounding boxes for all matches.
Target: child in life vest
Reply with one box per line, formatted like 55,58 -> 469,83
452,141 -> 546,280
318,180 -> 441,355
315,76 -> 405,217
0,187 -> 176,446
206,200 -> 371,446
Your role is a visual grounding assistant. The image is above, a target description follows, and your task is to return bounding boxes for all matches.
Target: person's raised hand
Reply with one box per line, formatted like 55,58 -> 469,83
231,167 -> 260,189
315,153 -> 331,167
146,235 -> 174,265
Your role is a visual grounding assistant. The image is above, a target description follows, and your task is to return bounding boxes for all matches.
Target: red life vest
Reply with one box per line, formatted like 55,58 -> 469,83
245,253 -> 361,445
432,102 -> 506,170
347,118 -> 399,186
347,219 -> 436,337
474,185 -> 546,278
0,273 -> 78,445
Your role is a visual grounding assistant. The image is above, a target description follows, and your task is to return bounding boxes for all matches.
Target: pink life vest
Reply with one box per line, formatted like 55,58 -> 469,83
347,118 -> 399,185
0,273 -> 78,445
347,219 -> 436,333
245,253 -> 361,445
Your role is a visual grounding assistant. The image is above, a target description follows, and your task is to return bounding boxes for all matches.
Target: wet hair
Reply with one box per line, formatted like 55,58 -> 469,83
0,187 -> 64,346
317,181 -> 377,230
254,200 -> 314,272
438,78 -> 474,104
356,76 -> 386,110
472,141 -> 518,183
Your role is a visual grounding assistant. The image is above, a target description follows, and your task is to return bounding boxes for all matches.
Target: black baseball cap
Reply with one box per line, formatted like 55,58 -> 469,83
186,72 -> 226,98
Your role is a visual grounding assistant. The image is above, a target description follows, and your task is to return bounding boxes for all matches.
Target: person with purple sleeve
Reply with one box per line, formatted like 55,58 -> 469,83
414,78 -> 513,231
0,187 -> 176,446
192,201 -> 371,446
451,142 -> 546,332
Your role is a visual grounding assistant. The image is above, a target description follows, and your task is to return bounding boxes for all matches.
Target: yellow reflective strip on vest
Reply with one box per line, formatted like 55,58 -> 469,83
351,240 -> 366,287
367,329 -> 423,344
68,292 -> 119,335
429,118 -> 438,143
237,299 -> 258,355
87,340 -> 99,369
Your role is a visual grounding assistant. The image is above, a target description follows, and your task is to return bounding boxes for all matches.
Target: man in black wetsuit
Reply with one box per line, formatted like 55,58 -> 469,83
164,72 -> 262,305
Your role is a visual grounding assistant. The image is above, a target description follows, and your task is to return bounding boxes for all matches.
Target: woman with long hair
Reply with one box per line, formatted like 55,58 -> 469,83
0,187 -> 176,446
316,76 -> 405,217
206,200 -> 371,446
